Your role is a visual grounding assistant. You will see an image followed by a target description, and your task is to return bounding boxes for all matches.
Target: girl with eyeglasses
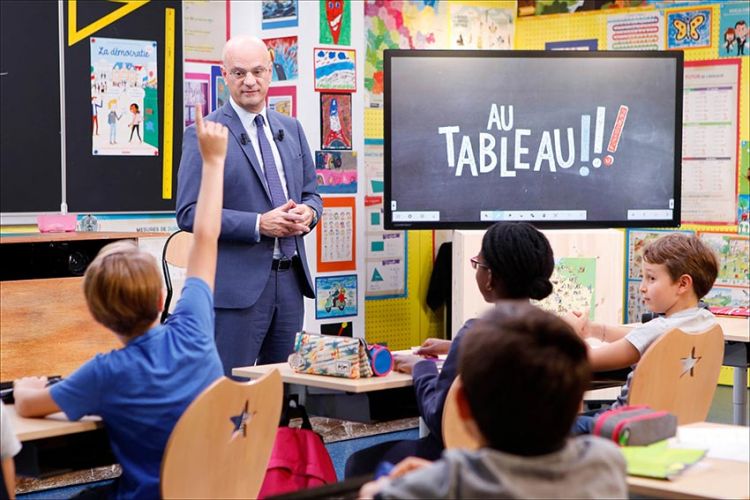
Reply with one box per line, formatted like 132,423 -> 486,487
345,221 -> 555,477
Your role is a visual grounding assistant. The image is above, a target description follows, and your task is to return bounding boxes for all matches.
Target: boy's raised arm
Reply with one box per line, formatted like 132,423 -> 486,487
186,106 -> 227,290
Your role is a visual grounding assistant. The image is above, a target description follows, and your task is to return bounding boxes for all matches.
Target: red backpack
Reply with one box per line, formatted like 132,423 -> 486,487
259,401 -> 337,498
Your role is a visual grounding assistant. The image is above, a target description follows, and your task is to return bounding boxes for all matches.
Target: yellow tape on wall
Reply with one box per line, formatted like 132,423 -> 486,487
162,7 -> 175,199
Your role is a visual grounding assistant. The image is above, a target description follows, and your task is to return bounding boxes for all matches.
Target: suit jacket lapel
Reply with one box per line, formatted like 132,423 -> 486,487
267,110 -> 295,197
221,104 -> 272,202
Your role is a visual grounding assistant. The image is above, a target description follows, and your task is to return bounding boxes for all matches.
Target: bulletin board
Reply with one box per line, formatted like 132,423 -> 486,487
0,1 -> 183,215
515,3 -> 750,318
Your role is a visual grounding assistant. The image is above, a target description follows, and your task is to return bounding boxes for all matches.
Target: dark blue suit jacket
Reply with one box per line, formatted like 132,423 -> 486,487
176,104 -> 322,309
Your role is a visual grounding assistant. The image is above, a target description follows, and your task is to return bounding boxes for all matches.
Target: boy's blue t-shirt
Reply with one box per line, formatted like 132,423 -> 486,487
50,277 -> 223,500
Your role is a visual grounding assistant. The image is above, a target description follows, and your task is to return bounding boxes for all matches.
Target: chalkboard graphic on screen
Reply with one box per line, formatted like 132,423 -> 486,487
90,37 -> 159,156
437,103 -> 629,179
384,50 -> 683,229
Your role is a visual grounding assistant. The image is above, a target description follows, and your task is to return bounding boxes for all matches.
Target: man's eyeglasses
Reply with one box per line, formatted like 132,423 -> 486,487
227,66 -> 270,81
470,256 -> 490,270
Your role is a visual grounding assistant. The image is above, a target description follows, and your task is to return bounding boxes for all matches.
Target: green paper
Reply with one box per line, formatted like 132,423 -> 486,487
319,0 -> 351,45
620,441 -> 706,479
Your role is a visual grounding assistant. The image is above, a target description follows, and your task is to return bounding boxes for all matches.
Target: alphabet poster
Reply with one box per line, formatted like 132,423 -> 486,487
90,37 -> 159,156
316,196 -> 356,272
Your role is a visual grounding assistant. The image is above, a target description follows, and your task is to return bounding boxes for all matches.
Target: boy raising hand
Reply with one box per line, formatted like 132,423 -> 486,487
14,106 -> 228,500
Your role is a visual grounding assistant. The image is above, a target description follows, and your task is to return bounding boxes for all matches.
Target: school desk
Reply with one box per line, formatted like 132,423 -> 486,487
0,232 -> 168,382
7,404 -> 112,484
232,361 -> 414,393
626,316 -> 749,426
626,422 -> 750,499
715,316 -> 750,426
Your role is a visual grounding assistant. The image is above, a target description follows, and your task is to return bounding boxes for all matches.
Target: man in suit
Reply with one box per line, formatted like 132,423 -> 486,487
177,35 -> 322,375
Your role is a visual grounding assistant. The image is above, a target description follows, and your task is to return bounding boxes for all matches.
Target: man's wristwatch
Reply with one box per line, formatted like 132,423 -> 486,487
309,208 -> 318,227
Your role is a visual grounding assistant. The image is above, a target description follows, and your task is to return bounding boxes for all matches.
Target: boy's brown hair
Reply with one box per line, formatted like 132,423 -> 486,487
643,233 -> 719,299
83,241 -> 162,337
458,303 -> 590,456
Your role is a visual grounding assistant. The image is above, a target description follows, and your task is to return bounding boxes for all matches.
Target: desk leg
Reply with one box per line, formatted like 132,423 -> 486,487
733,367 -> 748,426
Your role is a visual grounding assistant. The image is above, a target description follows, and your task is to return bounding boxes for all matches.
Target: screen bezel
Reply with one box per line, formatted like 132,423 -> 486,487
383,49 -> 684,230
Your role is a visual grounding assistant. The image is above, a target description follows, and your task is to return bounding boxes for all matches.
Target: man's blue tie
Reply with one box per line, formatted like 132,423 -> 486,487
254,114 -> 295,258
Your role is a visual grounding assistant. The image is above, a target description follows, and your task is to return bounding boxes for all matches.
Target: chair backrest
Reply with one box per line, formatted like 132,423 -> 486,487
161,369 -> 283,499
161,230 -> 192,323
628,324 -> 724,425
442,377 -> 480,450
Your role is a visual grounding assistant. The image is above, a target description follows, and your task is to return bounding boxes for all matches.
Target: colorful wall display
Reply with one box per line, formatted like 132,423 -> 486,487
315,150 -> 357,193
316,196 -> 356,272
315,275 -> 358,319
262,0 -> 298,30
665,6 -> 712,50
264,35 -> 299,82
184,72 -> 208,127
320,0 -> 351,45
266,85 -> 297,117
314,48 -> 356,92
90,37 -> 159,156
320,93 -> 352,150
210,65 -> 229,111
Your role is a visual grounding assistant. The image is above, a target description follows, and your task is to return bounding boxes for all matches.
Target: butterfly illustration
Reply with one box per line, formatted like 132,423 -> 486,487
673,14 -> 706,42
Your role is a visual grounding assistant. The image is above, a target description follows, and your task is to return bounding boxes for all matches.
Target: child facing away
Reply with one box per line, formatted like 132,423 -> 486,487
12,107 -> 229,500
360,303 -> 627,499
346,222 -> 556,477
568,233 -> 719,434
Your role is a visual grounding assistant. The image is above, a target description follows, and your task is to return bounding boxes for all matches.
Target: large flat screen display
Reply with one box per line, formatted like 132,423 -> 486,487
384,50 -> 683,229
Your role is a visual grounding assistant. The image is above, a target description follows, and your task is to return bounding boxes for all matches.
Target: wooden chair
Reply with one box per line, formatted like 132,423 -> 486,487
160,230 -> 192,323
161,369 -> 283,499
442,377 -> 479,450
628,325 -> 724,425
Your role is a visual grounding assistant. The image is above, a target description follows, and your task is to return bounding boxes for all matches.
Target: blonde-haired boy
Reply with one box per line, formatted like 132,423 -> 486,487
13,108 -> 228,499
568,233 -> 719,433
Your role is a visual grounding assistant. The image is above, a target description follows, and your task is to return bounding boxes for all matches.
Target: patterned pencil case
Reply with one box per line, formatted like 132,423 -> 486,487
593,405 -> 677,446
288,332 -> 373,379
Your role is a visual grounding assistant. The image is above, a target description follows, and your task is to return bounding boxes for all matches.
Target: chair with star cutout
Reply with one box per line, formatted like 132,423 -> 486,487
628,324 -> 724,425
161,369 -> 283,499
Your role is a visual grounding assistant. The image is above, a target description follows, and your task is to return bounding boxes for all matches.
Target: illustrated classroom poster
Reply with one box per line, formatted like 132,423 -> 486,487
315,150 -> 358,194
90,37 -> 159,156
210,64 -> 229,111
320,93 -> 352,150
718,2 -> 749,59
262,0 -> 298,30
316,275 -> 358,319
184,72 -> 209,127
264,36 -> 299,82
320,0 -> 351,45
665,6 -> 712,50
266,85 -> 297,117
314,48 -> 356,93
535,257 -> 596,320
316,196 -> 356,272
681,60 -> 740,225
183,0 -> 229,62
